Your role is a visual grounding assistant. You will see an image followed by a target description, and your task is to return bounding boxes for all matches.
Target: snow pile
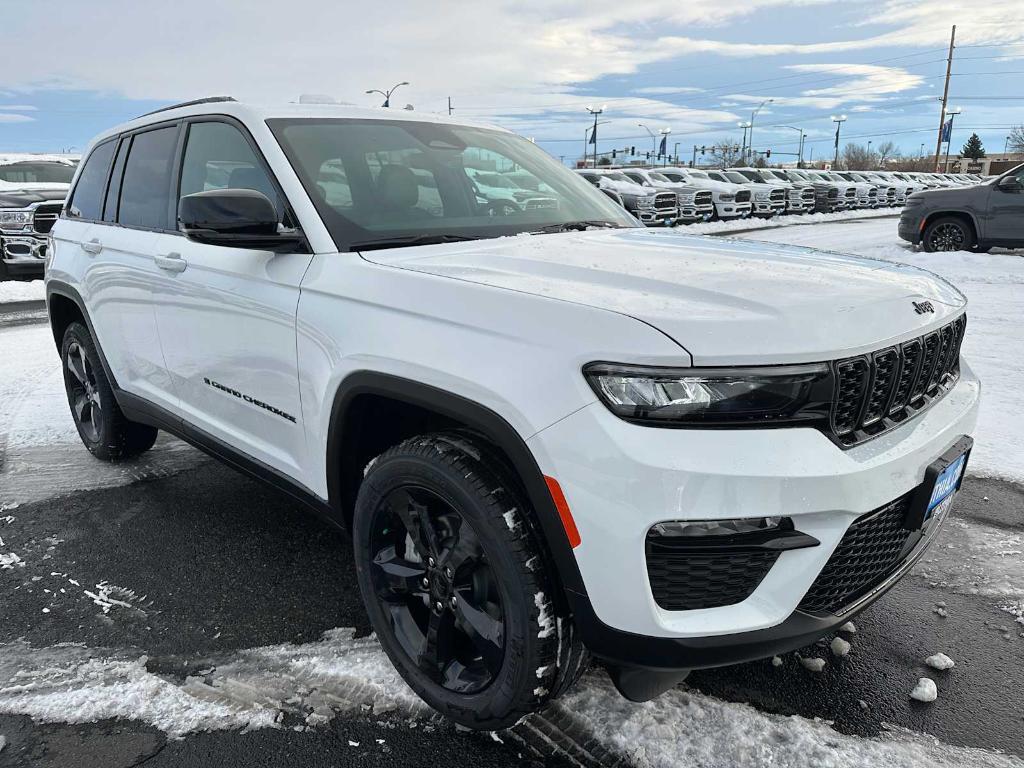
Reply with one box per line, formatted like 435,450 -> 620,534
0,630 -> 425,739
0,279 -> 44,304
830,637 -> 852,657
799,656 -> 826,673
736,220 -> 1024,483
918,519 -> 1023,600
561,672 -> 1021,767
839,622 -> 857,634
925,653 -> 955,671
909,678 -> 938,703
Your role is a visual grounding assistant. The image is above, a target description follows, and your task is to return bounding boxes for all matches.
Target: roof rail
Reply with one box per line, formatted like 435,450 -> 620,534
139,96 -> 237,118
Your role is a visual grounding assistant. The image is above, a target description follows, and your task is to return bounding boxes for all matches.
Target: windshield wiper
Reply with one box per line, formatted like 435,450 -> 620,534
530,220 -> 626,234
351,234 -> 482,252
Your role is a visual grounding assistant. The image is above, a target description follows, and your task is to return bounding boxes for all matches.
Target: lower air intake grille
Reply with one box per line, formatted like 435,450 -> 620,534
646,539 -> 780,611
798,494 -> 914,614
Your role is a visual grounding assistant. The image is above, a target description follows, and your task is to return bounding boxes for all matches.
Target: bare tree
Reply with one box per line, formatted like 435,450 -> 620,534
841,143 -> 874,170
705,141 -> 744,168
876,141 -> 899,167
1007,125 -> 1024,154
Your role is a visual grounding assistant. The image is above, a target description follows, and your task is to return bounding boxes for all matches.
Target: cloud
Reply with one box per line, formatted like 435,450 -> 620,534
632,86 -> 705,95
724,63 -> 925,110
0,113 -> 34,124
0,105 -> 37,112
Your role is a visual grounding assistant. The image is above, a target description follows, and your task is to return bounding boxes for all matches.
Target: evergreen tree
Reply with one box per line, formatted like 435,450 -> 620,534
961,133 -> 985,159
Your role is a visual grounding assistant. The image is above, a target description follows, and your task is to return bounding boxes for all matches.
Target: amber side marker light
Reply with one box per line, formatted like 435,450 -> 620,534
544,475 -> 581,549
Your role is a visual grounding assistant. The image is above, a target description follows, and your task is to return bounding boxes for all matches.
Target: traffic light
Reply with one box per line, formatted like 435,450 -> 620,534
766,149 -> 771,158
646,151 -> 651,159
612,149 -> 617,159
630,146 -> 636,155
700,145 -> 706,155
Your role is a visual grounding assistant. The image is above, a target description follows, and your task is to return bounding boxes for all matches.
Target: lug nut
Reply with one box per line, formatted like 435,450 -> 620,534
421,577 -> 429,588
428,557 -> 436,567
435,601 -> 443,612
444,567 -> 452,579
450,596 -> 458,609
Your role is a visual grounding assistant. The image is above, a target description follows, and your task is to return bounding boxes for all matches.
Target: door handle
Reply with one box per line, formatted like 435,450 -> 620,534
82,239 -> 103,255
154,252 -> 187,273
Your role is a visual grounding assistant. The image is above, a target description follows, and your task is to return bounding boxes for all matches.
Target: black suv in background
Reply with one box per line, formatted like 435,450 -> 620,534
900,163 -> 1024,252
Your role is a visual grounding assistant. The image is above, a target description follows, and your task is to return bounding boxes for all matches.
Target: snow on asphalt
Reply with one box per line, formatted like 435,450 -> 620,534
732,218 -> 1024,483
0,279 -> 43,303
2,632 -> 1022,768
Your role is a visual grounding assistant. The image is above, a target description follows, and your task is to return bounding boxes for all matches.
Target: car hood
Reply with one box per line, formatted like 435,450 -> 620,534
0,185 -> 68,207
362,228 -> 966,365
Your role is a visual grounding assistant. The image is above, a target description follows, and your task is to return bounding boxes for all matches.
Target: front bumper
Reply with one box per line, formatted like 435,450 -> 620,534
714,201 -> 752,219
528,360 -> 979,668
1,234 -> 47,279
898,211 -> 924,244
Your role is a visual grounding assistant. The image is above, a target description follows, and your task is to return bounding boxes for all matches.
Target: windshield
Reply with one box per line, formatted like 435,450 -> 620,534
723,171 -> 751,184
603,172 -> 634,183
689,171 -> 710,179
269,118 -> 636,250
736,170 -> 765,183
0,161 -> 76,184
788,170 -> 809,181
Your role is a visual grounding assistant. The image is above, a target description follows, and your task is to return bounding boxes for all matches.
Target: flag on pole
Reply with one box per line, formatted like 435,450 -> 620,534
588,127 -> 597,145
658,135 -> 667,157
940,118 -> 953,143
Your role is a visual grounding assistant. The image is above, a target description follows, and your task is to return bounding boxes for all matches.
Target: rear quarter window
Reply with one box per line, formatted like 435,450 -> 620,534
67,140 -> 116,221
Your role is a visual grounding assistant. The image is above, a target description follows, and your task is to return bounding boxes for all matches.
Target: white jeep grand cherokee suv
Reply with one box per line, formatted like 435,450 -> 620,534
47,98 -> 979,730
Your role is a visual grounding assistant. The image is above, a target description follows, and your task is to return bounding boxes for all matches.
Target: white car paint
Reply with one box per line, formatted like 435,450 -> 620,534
49,101 -> 979,650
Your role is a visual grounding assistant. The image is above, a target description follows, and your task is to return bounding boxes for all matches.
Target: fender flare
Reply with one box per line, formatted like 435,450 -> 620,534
45,280 -> 121,390
325,371 -> 592,602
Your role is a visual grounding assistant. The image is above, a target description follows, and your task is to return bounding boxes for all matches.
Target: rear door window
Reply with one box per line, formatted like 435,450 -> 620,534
118,125 -> 179,230
67,140 -> 116,221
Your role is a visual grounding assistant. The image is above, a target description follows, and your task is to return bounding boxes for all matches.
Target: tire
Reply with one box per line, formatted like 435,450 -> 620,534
922,216 -> 974,253
353,431 -> 587,730
61,322 -> 158,460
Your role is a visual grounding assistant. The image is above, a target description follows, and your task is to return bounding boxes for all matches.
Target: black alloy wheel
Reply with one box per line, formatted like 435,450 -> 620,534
60,322 -> 158,460
65,339 -> 103,443
368,484 -> 505,694
923,217 -> 974,253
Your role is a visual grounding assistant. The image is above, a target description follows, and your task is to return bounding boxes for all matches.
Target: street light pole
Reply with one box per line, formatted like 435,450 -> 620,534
738,122 -> 751,161
365,81 -> 409,108
943,107 -> 961,172
747,99 -> 773,163
867,140 -> 873,169
587,105 -> 607,169
780,126 -> 805,167
638,123 -> 657,160
831,114 -> 847,168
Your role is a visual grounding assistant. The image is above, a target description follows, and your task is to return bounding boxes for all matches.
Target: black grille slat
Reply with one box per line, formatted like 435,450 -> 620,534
735,190 -> 751,203
910,331 -> 941,402
862,348 -> 899,426
831,315 -> 965,446
654,193 -> 676,210
832,359 -> 869,436
890,340 -> 922,414
799,495 -> 914,614
32,203 -> 63,235
646,542 -> 779,611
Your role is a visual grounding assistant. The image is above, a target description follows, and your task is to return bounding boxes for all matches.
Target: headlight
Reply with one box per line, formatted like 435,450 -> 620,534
719,194 -> 735,202
584,362 -> 833,426
0,209 -> 33,230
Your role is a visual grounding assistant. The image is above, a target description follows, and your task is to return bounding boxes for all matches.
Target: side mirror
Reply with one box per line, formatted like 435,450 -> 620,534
997,176 -> 1023,193
178,189 -> 303,249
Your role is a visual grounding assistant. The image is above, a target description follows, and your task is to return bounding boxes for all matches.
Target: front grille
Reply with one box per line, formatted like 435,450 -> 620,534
769,189 -> 785,203
653,192 -> 676,211
827,188 -> 839,199
845,189 -> 857,199
831,315 -> 965,445
799,494 -> 914,614
735,190 -> 751,203
787,188 -> 802,201
32,203 -> 63,234
695,190 -> 713,207
646,537 -> 779,611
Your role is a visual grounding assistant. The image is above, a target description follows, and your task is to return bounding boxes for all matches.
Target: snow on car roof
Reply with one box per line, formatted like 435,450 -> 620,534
0,153 -> 79,167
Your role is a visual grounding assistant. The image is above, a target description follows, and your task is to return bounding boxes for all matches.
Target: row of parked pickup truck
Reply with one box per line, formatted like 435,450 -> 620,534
574,166 -> 988,226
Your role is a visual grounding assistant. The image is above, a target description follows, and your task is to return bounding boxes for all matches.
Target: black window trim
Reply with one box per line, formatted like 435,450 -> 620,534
63,137 -> 118,224
175,113 -> 303,235
114,119 -> 185,235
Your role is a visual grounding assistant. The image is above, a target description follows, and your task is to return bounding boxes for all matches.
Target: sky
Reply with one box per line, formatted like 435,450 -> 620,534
2,0 -> 1023,165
